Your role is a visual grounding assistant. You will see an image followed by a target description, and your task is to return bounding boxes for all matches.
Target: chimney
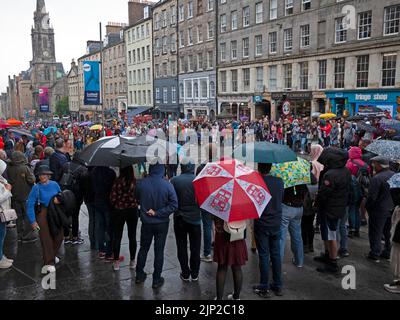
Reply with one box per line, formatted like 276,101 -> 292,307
128,0 -> 149,26
105,22 -> 126,36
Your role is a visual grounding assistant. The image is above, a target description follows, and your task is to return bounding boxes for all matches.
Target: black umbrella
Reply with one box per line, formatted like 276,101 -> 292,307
77,135 -> 138,167
357,122 -> 377,133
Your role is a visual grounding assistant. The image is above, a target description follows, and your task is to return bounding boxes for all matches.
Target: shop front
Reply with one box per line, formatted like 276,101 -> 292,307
253,96 -> 271,119
271,91 -> 314,119
326,90 -> 400,118
218,96 -> 252,121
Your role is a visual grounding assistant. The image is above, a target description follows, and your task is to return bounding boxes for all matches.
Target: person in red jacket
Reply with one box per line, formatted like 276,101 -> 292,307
319,121 -> 332,147
0,137 -> 4,150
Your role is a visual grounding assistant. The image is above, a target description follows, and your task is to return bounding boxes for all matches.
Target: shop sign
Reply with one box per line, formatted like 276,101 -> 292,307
253,96 -> 263,103
271,92 -> 312,100
282,101 -> 291,115
335,93 -> 344,98
355,94 -> 388,102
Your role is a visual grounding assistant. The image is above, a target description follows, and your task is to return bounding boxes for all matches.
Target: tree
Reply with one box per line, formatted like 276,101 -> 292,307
55,96 -> 69,116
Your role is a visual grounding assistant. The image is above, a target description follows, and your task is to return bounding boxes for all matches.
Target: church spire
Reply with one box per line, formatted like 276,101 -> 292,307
36,0 -> 46,14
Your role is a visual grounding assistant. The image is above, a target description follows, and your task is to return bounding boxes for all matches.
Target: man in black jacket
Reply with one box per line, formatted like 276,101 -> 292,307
171,162 -> 201,282
49,139 -> 70,182
315,148 -> 351,273
366,156 -> 395,262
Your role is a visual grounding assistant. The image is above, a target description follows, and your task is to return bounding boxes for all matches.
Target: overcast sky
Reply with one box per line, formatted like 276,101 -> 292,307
0,0 -> 136,92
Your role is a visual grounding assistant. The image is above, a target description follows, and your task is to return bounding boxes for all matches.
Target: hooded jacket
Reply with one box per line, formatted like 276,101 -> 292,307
136,164 -> 178,225
316,148 -> 352,219
366,168 -> 395,216
49,150 -> 70,182
6,151 -> 35,202
171,163 -> 201,225
346,147 -> 370,177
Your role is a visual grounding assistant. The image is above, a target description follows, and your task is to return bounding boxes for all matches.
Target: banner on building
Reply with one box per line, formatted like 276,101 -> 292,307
38,87 -> 50,112
83,61 -> 101,105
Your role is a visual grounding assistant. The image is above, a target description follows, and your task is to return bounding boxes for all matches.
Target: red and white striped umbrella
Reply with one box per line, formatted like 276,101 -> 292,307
193,159 -> 271,222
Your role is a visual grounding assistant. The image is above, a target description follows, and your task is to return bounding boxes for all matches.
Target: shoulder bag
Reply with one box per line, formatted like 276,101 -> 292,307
0,183 -> 17,223
223,220 -> 247,242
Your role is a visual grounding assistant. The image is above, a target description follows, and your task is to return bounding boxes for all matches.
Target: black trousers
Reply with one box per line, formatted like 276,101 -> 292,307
63,200 -> 83,238
301,214 -> 315,248
174,216 -> 201,278
368,213 -> 392,257
112,208 -> 138,261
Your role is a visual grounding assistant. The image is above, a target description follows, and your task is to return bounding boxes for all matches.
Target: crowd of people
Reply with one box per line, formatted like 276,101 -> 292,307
0,112 -> 399,299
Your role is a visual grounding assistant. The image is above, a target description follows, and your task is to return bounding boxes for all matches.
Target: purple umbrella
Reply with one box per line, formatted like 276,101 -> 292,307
79,121 -> 92,127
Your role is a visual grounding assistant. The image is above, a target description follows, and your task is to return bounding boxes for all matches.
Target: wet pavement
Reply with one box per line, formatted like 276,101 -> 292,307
0,205 -> 399,300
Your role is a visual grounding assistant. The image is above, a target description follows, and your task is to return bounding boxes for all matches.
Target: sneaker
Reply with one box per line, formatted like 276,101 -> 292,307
338,250 -> 350,258
98,252 -> 106,259
191,274 -> 199,282
6,222 -> 16,228
64,238 -> 72,244
292,259 -> 303,268
3,256 -> 14,263
129,260 -> 136,269
366,253 -> 380,263
105,255 -> 124,262
200,255 -> 213,263
113,261 -> 120,271
135,274 -> 147,284
0,257 -> 12,269
71,237 -> 84,245
271,287 -> 283,296
55,257 -> 60,264
152,277 -> 165,289
384,284 -> 400,294
380,253 -> 391,261
22,237 -> 38,244
258,290 -> 272,299
180,273 -> 190,282
227,293 -> 240,300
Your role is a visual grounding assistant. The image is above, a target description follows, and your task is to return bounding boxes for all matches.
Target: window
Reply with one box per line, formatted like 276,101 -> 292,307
285,0 -> 293,16
163,87 -> 168,104
193,82 -> 199,99
179,31 -> 185,48
243,38 -> 249,58
143,90 -> 146,104
269,65 -> 277,91
171,61 -> 176,76
255,2 -> 263,24
382,54 -> 397,87
162,63 -> 168,77
155,88 -> 160,103
147,68 -> 151,82
197,53 -> 203,70
133,70 -> 136,84
269,32 -> 277,54
208,0 -> 214,11
302,0 -> 311,11
128,51 -> 132,64
357,55 -> 369,88
208,22 -> 214,39
384,6 -> 400,35
155,13 -> 160,30
231,11 -> 238,30
207,51 -> 213,69
220,43 -> 226,61
318,60 -> 327,90
186,81 -> 193,98
231,70 -> 238,92
201,80 -> 208,98
179,83 -> 184,99
147,45 -> 151,60
335,17 -> 347,43
334,58 -> 345,89
197,26 -> 203,43
221,71 -> 227,92
300,25 -> 310,48
171,86 -> 177,103
162,10 -> 167,27
255,35 -> 262,56
171,5 -> 176,24
231,40 -> 237,60
210,82 -> 215,98
188,55 -> 194,71
188,28 -> 193,45
220,14 -> 227,33
284,64 -> 292,89
243,6 -> 250,27
299,62 -> 309,90
179,5 -> 184,22
284,28 -> 293,51
148,90 -> 152,105
256,67 -> 264,92
243,68 -> 250,91
270,0 -> 277,20
358,11 -> 372,40
134,91 -> 137,104
188,1 -> 193,18
197,0 -> 203,15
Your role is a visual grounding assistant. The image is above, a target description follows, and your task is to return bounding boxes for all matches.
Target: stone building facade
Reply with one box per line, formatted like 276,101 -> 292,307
67,60 -> 79,120
217,0 -> 400,120
153,0 -> 179,118
177,0 -> 217,120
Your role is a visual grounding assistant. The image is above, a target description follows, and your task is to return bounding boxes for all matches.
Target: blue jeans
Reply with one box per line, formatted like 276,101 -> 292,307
254,225 -> 282,290
300,137 -> 307,152
136,222 -> 169,282
337,210 -> 349,251
348,204 -> 360,232
94,201 -> 112,256
292,136 -> 299,152
86,202 -> 97,250
280,204 -> 304,266
0,222 -> 6,258
201,210 -> 213,256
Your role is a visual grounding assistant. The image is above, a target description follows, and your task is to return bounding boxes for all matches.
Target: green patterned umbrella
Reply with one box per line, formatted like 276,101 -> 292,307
269,157 -> 311,189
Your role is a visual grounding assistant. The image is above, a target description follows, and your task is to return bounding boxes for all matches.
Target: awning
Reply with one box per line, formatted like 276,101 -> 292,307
127,107 -> 153,117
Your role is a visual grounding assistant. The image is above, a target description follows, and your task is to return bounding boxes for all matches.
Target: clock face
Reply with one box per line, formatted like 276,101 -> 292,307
43,51 -> 49,58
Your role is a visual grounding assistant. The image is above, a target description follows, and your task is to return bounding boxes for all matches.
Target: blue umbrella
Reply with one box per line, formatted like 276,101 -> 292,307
234,142 -> 297,164
9,128 -> 34,140
388,173 -> 400,189
44,127 -> 57,135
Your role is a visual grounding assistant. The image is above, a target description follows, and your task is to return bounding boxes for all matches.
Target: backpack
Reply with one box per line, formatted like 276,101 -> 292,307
351,160 -> 370,198
223,220 -> 247,242
59,162 -> 81,194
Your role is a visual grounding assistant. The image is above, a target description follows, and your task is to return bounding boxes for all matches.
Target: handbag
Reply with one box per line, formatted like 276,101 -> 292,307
223,221 -> 247,242
0,209 -> 17,223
